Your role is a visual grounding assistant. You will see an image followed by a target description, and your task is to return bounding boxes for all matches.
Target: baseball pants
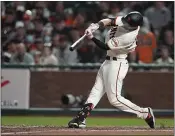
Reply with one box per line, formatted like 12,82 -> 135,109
86,59 -> 149,119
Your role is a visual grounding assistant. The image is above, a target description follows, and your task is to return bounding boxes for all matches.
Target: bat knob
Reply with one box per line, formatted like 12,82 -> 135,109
69,47 -> 74,51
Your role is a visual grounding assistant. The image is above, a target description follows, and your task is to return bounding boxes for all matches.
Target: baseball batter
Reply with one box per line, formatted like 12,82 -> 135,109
68,11 -> 155,129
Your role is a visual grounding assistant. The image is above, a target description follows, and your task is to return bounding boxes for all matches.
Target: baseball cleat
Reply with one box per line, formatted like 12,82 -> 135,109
68,117 -> 86,128
145,107 -> 155,128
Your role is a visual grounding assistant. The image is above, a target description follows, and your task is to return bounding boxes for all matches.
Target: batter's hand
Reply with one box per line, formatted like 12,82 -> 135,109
87,23 -> 99,33
85,29 -> 94,39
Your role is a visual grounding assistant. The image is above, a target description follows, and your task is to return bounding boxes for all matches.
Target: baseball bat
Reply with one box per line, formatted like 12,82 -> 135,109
69,34 -> 87,51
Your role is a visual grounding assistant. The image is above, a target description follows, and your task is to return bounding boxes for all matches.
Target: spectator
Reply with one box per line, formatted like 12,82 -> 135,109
25,1 -> 35,10
53,16 -> 70,36
108,2 -> 125,17
10,42 -> 34,65
34,38 -> 44,52
128,51 -> 137,63
1,1 -> 174,70
77,39 -> 96,63
23,10 -> 35,32
136,26 -> 157,64
155,46 -> 173,72
64,8 -> 74,27
132,4 -> 151,31
33,51 -> 41,64
55,1 -> 65,17
120,1 -> 138,15
23,10 -> 36,52
52,34 -> 60,48
39,43 -> 58,66
2,8 -> 16,29
155,46 -> 173,64
52,34 -> 61,58
15,21 -> 26,42
127,51 -> 138,72
53,35 -> 78,65
144,2 -> 171,37
99,1 -> 110,13
160,29 -> 174,59
34,19 -> 44,38
73,12 -> 86,29
25,34 -> 35,52
69,29 -> 80,43
69,28 -> 95,63
2,41 -> 17,63
43,23 -> 53,43
16,4 -> 25,21
32,2 -> 49,24
69,28 -> 105,63
96,1 -> 110,19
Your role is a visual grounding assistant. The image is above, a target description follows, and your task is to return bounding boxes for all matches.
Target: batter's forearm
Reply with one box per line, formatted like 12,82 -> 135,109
98,18 -> 116,28
91,37 -> 110,50
98,19 -> 111,27
86,19 -> 115,34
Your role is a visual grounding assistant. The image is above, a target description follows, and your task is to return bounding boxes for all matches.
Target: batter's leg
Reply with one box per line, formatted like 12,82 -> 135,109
68,66 -> 105,128
104,61 -> 149,119
85,70 -> 105,107
104,61 -> 155,128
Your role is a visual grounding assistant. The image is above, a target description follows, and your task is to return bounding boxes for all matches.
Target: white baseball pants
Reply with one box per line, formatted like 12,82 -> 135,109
86,59 -> 149,119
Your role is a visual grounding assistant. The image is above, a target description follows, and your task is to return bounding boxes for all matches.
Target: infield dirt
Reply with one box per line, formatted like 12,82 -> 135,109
1,126 -> 174,135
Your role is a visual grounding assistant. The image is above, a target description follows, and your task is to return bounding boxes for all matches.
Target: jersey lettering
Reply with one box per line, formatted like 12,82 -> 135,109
110,26 -> 118,39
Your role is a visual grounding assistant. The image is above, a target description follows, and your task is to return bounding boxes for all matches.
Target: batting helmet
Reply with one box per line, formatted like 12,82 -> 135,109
122,11 -> 143,27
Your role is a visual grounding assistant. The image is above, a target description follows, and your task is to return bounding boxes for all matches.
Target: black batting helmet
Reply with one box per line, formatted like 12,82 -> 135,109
122,11 -> 143,27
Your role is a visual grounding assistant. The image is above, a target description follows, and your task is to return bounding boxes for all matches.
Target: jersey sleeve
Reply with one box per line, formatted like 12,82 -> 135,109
109,16 -> 124,26
107,37 -> 125,50
115,16 -> 124,26
107,37 -> 137,51
109,17 -> 118,26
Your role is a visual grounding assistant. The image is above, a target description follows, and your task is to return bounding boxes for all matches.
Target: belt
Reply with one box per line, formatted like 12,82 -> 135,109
106,56 -> 117,61
106,56 -> 126,61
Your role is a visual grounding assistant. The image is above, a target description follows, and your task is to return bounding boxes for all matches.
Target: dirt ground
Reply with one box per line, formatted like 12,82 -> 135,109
1,126 -> 174,136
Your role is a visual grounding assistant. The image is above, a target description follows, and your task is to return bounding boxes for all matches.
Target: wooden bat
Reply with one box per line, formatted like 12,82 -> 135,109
69,34 -> 87,51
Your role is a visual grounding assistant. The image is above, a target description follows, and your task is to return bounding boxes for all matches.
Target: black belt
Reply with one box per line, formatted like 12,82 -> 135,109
106,56 -> 117,61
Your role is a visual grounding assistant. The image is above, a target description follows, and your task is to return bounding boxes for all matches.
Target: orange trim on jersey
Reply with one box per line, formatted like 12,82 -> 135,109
112,38 -> 118,47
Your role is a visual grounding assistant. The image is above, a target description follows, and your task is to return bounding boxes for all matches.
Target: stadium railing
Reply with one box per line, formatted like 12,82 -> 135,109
1,63 -> 174,70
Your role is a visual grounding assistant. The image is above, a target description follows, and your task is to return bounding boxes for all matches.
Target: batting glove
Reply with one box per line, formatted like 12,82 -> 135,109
87,23 -> 99,33
85,29 -> 94,39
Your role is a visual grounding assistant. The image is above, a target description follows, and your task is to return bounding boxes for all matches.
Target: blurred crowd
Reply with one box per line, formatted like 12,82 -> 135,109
1,1 -> 174,69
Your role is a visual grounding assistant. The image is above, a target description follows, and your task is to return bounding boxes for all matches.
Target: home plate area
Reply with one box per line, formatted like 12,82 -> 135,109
1,126 -> 174,135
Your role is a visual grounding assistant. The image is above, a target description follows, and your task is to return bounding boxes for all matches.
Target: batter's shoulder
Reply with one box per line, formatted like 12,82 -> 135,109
108,16 -> 124,26
115,16 -> 124,26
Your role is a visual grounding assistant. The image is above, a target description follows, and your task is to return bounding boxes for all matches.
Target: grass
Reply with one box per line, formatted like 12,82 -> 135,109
1,116 -> 174,128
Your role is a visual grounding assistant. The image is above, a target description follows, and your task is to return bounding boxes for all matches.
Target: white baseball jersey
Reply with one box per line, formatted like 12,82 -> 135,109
105,16 -> 140,59
85,16 -> 149,121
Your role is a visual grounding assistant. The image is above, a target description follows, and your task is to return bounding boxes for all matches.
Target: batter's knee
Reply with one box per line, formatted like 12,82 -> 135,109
116,95 -> 123,100
108,98 -> 120,106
